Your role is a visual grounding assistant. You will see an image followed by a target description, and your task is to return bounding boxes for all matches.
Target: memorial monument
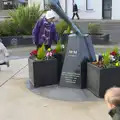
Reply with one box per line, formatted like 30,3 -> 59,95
48,0 -> 96,88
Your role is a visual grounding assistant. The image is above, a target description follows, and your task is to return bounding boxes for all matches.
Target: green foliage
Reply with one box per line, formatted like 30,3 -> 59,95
0,4 -> 44,36
64,26 -> 71,34
56,20 -> 71,36
55,40 -> 62,53
94,47 -> 120,68
88,23 -> 101,35
103,51 -> 110,67
0,19 -> 19,36
113,46 -> 119,54
9,4 -> 44,35
37,44 -> 46,60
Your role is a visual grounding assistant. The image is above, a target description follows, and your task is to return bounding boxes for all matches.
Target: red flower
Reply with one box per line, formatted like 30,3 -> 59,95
52,49 -> 57,54
30,50 -> 37,56
110,51 -> 117,56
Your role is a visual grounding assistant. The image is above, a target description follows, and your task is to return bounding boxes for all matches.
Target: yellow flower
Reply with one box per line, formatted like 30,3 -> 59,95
116,62 -> 119,66
102,53 -> 105,56
47,48 -> 51,52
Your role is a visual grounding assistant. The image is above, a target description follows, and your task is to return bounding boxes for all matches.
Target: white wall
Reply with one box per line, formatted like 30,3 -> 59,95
79,0 -> 102,19
112,0 -> 120,20
60,0 -> 102,19
59,0 -> 66,12
28,0 -> 59,19
28,0 -> 103,20
28,0 -> 44,10
66,0 -> 73,18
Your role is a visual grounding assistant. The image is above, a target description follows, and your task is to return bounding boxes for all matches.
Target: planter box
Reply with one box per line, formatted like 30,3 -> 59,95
28,57 -> 58,87
61,34 -> 69,44
87,63 -> 120,98
0,35 -> 33,47
81,59 -> 89,88
54,53 -> 64,82
89,34 -> 110,45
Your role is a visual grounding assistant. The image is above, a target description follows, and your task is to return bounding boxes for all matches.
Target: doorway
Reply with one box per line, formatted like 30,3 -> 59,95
102,0 -> 112,19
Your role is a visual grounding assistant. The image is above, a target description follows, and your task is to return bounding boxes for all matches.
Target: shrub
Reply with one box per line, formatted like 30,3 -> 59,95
0,4 -> 44,36
9,4 -> 44,35
88,23 -> 101,35
55,40 -> 62,53
0,19 -> 18,36
56,20 -> 71,36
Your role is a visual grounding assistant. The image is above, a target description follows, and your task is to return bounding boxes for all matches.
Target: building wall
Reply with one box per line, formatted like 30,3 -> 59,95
61,0 -> 102,19
59,0 -> 65,12
28,0 -> 44,9
112,0 -> 120,20
0,0 -> 18,9
79,0 -> 102,19
66,0 -> 73,18
28,0 -> 102,20
28,0 -> 120,20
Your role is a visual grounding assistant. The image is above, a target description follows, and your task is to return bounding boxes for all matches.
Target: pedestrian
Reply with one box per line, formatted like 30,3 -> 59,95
32,10 -> 58,50
0,41 -> 9,70
104,87 -> 120,120
72,3 -> 80,20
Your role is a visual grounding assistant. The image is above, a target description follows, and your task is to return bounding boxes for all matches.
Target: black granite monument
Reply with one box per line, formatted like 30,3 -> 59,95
48,0 -> 96,88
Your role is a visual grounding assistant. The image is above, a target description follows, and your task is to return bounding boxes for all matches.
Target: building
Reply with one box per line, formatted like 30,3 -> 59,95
0,0 -> 28,10
28,0 -> 120,20
28,0 -> 44,10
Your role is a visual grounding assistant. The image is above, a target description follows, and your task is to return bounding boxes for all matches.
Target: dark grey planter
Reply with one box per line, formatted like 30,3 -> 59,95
28,57 -> 58,88
89,34 -> 109,45
61,34 -> 69,44
87,63 -> 120,98
54,53 -> 64,82
0,35 -> 33,47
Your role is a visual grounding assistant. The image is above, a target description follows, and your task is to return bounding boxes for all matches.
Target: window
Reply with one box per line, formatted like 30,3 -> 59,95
86,0 -> 93,10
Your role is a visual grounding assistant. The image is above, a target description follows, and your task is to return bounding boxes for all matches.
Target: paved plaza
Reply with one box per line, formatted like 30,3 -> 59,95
0,45 -> 115,120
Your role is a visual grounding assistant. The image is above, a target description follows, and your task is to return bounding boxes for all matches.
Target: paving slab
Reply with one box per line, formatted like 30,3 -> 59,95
0,58 -> 28,86
0,58 -> 111,120
0,77 -> 110,120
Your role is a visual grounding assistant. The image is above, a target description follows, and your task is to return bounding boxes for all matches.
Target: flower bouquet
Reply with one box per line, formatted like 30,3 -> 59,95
92,47 -> 120,68
30,41 -> 64,61
87,47 -> 120,98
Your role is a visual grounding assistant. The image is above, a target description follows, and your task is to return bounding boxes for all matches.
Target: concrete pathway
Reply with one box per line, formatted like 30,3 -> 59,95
0,58 -> 111,120
7,44 -> 120,59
